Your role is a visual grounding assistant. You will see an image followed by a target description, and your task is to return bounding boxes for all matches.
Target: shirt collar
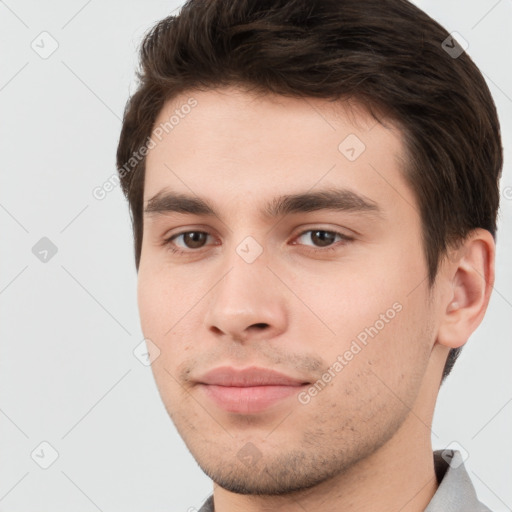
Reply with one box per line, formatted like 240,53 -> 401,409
425,449 -> 490,511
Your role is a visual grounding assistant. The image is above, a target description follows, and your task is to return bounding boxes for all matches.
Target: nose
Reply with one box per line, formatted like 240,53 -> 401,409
203,252 -> 288,344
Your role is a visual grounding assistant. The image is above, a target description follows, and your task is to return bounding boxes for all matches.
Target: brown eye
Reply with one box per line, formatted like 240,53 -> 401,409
165,231 -> 212,253
296,229 -> 347,248
309,230 -> 337,247
180,231 -> 208,249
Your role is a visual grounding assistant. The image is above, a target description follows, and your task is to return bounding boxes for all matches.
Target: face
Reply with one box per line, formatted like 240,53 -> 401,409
138,86 -> 439,494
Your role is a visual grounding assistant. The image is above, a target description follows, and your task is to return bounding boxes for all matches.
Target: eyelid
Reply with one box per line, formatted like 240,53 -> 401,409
291,223 -> 356,240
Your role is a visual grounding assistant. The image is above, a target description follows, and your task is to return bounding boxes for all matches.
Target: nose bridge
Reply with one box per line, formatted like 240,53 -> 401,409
203,236 -> 287,340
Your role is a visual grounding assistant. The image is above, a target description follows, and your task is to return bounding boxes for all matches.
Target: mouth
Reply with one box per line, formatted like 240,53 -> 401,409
196,366 -> 310,414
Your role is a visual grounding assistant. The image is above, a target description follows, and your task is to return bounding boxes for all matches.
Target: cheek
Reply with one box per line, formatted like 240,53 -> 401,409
137,269 -> 165,338
137,271 -> 189,406
137,269 -> 177,370
137,267 -> 201,372
285,264 -> 402,341
287,256 -> 431,380
137,259 -> 190,334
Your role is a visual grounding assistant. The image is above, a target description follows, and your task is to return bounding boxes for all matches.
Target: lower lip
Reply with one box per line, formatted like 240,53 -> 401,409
199,384 -> 305,414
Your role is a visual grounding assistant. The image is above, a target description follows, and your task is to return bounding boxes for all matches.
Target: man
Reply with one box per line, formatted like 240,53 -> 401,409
116,0 -> 502,510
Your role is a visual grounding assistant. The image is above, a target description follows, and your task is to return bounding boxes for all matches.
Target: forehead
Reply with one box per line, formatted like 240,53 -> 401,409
143,86 -> 415,221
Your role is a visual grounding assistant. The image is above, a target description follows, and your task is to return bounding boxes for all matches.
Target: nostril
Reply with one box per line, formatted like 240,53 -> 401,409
251,323 -> 269,330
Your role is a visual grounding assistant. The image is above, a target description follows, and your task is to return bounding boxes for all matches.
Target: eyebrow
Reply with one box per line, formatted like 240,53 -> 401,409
144,187 -> 383,220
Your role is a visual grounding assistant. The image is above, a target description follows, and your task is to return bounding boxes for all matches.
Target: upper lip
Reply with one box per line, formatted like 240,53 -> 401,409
197,366 -> 309,387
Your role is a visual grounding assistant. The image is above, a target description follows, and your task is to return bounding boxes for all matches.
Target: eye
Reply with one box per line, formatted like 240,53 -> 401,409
294,229 -> 350,249
165,231 -> 212,253
163,228 -> 353,256
296,229 -> 353,252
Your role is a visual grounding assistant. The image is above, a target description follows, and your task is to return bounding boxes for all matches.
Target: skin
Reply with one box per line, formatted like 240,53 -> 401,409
137,85 -> 495,512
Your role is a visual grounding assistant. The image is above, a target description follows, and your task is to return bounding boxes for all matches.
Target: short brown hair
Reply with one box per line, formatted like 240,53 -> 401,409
116,0 -> 503,381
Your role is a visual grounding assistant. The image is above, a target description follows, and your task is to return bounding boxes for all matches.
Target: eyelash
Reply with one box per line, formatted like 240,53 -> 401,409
162,229 -> 353,256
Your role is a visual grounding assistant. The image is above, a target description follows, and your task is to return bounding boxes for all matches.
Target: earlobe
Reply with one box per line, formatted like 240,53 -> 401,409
436,229 -> 495,349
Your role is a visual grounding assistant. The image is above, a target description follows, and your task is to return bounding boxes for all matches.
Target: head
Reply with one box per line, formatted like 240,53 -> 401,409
117,0 -> 501,496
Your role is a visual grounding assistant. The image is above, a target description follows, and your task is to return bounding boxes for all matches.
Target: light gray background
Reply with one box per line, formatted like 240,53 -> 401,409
0,1 -> 510,510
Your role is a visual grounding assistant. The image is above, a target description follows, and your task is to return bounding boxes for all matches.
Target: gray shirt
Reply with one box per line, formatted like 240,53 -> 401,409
198,450 -> 492,511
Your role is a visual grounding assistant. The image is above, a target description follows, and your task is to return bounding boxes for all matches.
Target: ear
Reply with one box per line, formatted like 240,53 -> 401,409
436,229 -> 495,349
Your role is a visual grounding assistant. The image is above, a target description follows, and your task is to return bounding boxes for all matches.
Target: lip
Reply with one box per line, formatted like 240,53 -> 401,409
196,366 -> 310,414
198,366 -> 308,387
